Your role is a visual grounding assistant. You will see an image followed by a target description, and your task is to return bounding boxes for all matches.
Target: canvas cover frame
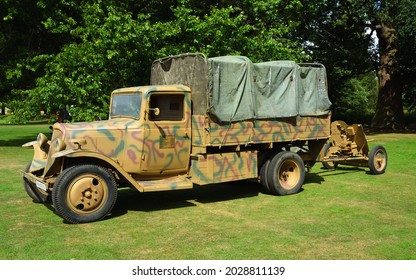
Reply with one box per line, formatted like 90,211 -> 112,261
151,53 -> 331,122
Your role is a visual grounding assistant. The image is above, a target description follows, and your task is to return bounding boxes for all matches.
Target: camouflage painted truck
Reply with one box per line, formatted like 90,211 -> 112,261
22,53 -> 388,223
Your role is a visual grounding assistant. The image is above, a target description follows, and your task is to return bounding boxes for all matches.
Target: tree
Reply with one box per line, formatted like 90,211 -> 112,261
367,0 -> 405,129
0,0 -> 49,103
394,0 -> 416,114
151,0 -> 307,62
0,0 -> 88,121
2,0 -> 415,126
12,0 -> 309,121
298,0 -> 416,129
21,3 -> 153,121
292,0 -> 375,117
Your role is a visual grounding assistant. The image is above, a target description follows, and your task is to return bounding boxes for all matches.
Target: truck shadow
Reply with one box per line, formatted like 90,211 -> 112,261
303,165 -> 366,187
44,166 -> 368,223
110,166 -> 367,219
111,181 -> 262,218
316,166 -> 365,177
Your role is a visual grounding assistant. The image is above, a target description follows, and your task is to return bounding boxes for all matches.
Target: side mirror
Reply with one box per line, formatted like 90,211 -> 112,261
148,107 -> 160,118
153,108 -> 160,116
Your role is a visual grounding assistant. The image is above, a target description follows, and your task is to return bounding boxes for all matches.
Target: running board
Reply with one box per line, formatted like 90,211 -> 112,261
138,175 -> 193,192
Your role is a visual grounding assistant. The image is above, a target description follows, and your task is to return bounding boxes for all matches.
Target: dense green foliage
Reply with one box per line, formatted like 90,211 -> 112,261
394,0 -> 416,112
1,0 -> 415,126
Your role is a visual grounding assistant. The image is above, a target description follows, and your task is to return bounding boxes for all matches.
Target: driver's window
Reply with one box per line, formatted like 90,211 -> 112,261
149,94 -> 184,121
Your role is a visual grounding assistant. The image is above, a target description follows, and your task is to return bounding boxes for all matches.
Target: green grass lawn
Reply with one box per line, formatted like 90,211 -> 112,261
0,124 -> 415,260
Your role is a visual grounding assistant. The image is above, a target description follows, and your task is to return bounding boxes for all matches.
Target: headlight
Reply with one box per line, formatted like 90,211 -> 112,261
53,138 -> 66,153
37,133 -> 48,148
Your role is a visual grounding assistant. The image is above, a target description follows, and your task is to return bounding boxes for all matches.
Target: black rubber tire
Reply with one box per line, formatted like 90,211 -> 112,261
23,162 -> 51,203
322,143 -> 338,170
52,165 -> 117,224
368,145 -> 388,175
259,150 -> 282,194
259,157 -> 272,194
267,151 -> 305,196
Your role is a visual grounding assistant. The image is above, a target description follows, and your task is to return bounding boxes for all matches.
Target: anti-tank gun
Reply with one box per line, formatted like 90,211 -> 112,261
322,121 -> 387,174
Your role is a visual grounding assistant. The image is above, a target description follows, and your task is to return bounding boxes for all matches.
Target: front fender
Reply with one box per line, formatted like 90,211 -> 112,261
22,141 -> 48,172
53,149 -> 144,192
53,149 -> 120,163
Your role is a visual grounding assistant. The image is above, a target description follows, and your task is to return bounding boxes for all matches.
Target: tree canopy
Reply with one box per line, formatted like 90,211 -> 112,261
1,0 -> 415,128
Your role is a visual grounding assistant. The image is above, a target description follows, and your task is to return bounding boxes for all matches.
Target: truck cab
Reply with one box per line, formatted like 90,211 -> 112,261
109,85 -> 191,176
23,85 -> 192,223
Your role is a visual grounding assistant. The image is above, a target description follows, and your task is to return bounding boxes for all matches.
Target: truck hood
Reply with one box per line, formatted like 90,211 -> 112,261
52,118 -> 140,152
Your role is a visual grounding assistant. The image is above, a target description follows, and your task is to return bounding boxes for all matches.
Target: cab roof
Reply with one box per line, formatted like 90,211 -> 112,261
111,84 -> 191,95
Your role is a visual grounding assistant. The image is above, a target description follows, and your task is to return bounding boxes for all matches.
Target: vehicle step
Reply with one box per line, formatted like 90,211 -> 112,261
138,175 -> 193,192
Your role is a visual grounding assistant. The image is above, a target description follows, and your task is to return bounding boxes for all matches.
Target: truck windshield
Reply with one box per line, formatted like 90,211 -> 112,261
110,93 -> 142,119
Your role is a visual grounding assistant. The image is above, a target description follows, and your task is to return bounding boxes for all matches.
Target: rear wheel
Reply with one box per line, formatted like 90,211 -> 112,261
368,145 -> 388,174
259,159 -> 271,193
52,165 -> 117,223
259,151 -> 281,194
267,151 -> 305,195
23,162 -> 51,203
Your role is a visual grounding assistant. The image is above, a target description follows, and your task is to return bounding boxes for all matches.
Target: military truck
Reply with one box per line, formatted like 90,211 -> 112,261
22,53 -> 388,223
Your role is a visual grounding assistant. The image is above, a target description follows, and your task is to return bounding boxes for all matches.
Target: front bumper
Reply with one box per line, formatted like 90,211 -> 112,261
21,170 -> 52,192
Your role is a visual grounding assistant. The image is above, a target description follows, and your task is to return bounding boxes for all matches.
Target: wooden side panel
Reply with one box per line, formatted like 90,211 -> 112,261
191,114 -> 331,148
190,151 -> 258,185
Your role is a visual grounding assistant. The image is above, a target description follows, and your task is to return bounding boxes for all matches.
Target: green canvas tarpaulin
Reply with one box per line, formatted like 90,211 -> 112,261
297,65 -> 332,117
150,53 -> 209,115
209,58 -> 299,120
150,53 -> 331,122
208,56 -> 255,121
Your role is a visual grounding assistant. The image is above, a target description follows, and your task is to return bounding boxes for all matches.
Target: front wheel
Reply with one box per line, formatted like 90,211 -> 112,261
368,145 -> 388,175
267,151 -> 305,195
52,165 -> 117,224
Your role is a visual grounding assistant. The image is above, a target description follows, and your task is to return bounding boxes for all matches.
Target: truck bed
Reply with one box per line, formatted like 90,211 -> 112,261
191,114 -> 331,148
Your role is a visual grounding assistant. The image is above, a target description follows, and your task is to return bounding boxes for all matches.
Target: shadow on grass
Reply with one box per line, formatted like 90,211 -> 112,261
111,166 -> 367,219
111,181 -> 262,219
110,166 -> 369,220
0,129 -> 51,146
304,165 -> 366,185
0,135 -> 39,147
39,166 -> 370,223
315,166 -> 365,177
365,127 -> 416,135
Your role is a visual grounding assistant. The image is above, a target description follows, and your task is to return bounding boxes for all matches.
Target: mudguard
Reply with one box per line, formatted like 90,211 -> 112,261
53,149 -> 144,192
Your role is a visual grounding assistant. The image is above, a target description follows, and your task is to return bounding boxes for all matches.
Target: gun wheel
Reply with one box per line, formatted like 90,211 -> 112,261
368,145 -> 388,175
52,165 -> 117,223
322,143 -> 338,170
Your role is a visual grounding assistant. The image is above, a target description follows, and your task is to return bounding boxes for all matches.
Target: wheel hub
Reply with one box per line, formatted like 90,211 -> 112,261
279,162 -> 299,190
67,175 -> 107,213
375,152 -> 386,170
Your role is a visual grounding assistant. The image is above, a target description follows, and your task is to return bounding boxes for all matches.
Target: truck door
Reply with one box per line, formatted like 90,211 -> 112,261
141,91 -> 191,174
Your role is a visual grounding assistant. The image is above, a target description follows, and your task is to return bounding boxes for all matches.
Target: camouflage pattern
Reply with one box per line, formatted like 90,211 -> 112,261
189,114 -> 330,185
23,85 -> 192,193
21,57 -> 388,223
190,151 -> 258,185
191,114 -> 331,148
23,84 -> 334,193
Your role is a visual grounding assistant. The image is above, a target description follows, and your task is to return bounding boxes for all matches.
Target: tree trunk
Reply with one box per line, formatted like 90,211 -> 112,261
371,22 -> 405,129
